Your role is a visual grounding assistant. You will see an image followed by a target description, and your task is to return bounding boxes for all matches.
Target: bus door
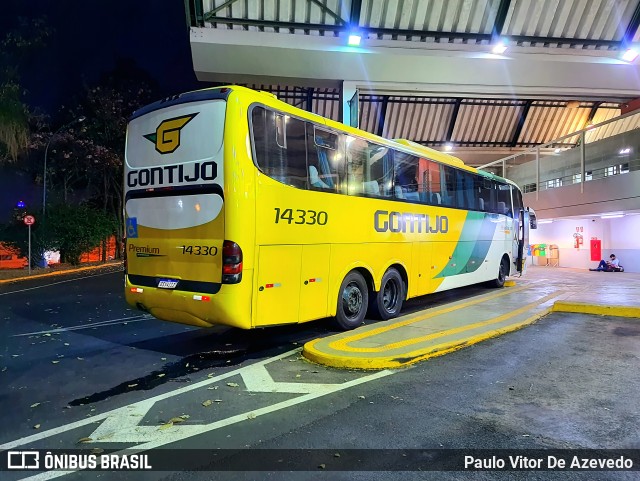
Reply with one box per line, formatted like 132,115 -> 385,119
513,209 -> 526,274
255,245 -> 302,326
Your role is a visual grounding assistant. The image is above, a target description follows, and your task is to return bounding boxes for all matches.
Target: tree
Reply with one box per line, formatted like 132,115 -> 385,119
66,59 -> 157,259
0,205 -> 48,268
0,17 -> 51,163
44,203 -> 116,265
0,81 -> 29,161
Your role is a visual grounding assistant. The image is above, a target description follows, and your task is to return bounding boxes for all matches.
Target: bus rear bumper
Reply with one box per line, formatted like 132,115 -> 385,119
125,272 -> 252,329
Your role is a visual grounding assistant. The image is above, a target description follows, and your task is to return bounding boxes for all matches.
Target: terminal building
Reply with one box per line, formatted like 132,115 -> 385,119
185,0 -> 640,272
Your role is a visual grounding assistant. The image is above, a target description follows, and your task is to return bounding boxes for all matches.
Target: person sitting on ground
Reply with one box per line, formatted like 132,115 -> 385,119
590,254 -> 621,272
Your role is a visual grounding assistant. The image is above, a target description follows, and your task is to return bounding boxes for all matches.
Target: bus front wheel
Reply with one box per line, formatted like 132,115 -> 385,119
369,268 -> 405,320
492,256 -> 510,288
334,271 -> 369,330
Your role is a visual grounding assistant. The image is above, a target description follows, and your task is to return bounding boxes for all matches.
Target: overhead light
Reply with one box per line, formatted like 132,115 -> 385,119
537,219 -> 553,224
348,33 -> 362,46
601,213 -> 624,219
554,148 -> 561,154
622,48 -> 639,62
443,143 -> 453,152
619,147 -> 631,154
492,40 -> 508,54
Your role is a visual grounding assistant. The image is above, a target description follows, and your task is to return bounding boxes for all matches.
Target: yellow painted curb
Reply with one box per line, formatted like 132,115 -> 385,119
0,262 -> 123,285
303,298 -> 640,370
302,307 -> 554,370
504,280 -> 516,287
552,301 -> 640,318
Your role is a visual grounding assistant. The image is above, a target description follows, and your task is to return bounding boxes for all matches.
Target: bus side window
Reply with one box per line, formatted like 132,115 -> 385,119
308,126 -> 340,191
394,151 -> 419,201
251,107 -> 307,188
497,183 -> 513,217
512,186 -> 524,212
441,165 -> 456,208
368,143 -> 393,198
346,136 -> 392,198
462,171 -> 475,210
478,177 -> 495,213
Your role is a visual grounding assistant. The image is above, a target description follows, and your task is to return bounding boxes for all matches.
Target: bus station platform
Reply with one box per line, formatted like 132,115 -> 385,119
303,266 -> 640,370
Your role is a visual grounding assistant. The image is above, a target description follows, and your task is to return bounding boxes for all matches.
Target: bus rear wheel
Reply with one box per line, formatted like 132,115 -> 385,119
369,268 -> 405,320
334,271 -> 369,330
491,256 -> 510,288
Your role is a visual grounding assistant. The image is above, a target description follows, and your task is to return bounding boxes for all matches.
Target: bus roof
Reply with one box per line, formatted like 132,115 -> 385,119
131,85 -> 518,189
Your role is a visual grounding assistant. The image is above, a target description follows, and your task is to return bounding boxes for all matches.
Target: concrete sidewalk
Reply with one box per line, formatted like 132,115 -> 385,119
303,266 -> 640,370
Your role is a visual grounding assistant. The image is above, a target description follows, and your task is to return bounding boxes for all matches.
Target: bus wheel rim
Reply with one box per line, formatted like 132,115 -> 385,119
382,279 -> 399,312
342,283 -> 363,319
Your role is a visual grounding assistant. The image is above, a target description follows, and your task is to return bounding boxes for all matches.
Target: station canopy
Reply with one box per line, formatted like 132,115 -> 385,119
187,0 -> 640,165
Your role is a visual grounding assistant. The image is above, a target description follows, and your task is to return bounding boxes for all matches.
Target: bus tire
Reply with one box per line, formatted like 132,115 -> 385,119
491,256 -> 510,288
369,268 -> 405,320
333,271 -> 369,330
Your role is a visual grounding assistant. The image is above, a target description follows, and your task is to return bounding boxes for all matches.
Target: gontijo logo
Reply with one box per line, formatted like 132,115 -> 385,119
144,113 -> 198,154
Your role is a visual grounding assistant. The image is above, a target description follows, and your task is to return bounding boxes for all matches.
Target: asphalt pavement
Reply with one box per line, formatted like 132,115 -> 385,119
1,269 -> 638,480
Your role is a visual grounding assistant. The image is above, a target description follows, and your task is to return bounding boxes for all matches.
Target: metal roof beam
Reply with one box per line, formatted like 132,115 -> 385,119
203,0 -> 240,21
586,101 -> 603,125
509,34 -> 619,48
349,0 -> 363,28
623,1 -> 640,46
376,96 -> 389,137
415,140 -> 573,148
307,0 -> 346,25
306,88 -> 314,112
193,16 -> 624,48
445,99 -> 462,142
186,0 -> 205,28
492,0 -> 511,39
510,100 -> 533,147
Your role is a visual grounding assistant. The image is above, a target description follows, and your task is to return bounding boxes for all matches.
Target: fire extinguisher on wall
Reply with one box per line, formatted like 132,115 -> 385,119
573,232 -> 583,249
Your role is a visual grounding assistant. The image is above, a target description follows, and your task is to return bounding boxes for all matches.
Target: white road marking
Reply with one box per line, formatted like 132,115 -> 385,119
3,348 -> 393,481
0,269 -> 120,296
12,315 -> 153,337
240,363 -> 344,394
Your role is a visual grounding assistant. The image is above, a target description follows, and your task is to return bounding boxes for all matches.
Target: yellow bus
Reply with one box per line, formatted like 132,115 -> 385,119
124,86 -> 536,330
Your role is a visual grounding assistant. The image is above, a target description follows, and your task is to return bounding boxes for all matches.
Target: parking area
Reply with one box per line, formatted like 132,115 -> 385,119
0,266 -> 638,479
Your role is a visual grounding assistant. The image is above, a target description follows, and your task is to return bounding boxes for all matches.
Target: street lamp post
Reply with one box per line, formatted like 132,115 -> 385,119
42,116 -> 86,217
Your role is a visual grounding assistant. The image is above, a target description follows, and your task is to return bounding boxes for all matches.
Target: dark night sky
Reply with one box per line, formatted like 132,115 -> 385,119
1,0 -> 205,220
5,0 -> 201,114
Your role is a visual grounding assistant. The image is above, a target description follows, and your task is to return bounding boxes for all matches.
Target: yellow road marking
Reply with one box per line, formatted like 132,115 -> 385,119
327,284 -> 530,351
330,290 -> 563,353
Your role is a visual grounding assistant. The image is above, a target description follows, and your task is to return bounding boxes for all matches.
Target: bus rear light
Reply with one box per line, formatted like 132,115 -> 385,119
193,295 -> 211,302
222,240 -> 243,284
130,287 -> 143,293
222,263 -> 243,275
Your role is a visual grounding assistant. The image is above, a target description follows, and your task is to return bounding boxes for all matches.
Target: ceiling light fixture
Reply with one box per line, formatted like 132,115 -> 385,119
492,40 -> 507,54
619,147 -> 631,155
348,33 -> 362,46
537,219 -> 553,224
622,48 -> 639,62
601,213 -> 624,219
444,143 -> 453,152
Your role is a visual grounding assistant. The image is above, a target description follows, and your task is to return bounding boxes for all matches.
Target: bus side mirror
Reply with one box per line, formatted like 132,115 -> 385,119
528,207 -> 537,229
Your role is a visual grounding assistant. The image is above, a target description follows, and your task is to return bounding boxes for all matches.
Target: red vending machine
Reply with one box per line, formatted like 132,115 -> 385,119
590,238 -> 601,261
